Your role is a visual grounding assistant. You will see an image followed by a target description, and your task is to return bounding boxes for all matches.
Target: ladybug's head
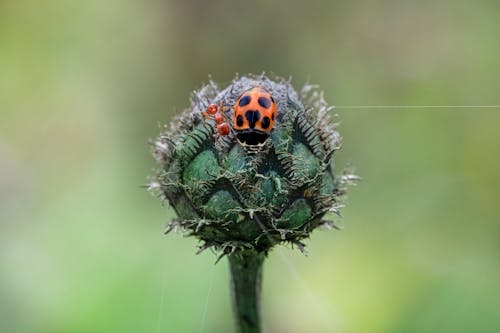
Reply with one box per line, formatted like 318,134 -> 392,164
233,87 -> 277,146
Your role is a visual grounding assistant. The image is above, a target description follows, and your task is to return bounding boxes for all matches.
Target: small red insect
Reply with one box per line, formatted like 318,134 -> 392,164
217,123 -> 230,136
202,101 -> 231,137
214,113 -> 224,124
233,86 -> 277,146
206,103 -> 218,115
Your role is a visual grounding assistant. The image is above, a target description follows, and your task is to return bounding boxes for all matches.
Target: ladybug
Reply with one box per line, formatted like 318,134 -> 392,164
233,87 -> 277,146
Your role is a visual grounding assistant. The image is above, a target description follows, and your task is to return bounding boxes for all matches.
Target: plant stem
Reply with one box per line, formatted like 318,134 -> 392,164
228,251 -> 265,333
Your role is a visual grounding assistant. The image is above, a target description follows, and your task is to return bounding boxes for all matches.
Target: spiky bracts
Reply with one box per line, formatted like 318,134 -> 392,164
150,74 -> 354,257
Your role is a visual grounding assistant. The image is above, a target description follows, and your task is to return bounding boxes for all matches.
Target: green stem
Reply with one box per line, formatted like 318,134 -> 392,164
228,251 -> 265,333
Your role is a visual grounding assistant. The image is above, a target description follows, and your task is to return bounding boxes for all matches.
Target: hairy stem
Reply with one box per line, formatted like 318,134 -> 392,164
228,251 -> 265,333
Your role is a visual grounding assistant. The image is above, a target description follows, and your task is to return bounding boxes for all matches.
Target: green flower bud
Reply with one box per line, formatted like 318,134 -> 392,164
150,74 -> 354,257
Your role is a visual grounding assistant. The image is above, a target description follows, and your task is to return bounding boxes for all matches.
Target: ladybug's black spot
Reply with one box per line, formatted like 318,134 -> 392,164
245,110 -> 260,129
236,115 -> 244,127
258,97 -> 271,109
261,116 -> 271,129
271,113 -> 275,120
238,95 -> 251,107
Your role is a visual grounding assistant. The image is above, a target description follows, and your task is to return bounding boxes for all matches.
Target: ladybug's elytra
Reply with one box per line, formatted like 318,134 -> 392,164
233,87 -> 277,146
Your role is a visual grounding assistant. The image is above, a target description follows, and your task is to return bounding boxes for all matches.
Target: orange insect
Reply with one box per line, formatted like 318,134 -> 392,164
233,87 -> 277,146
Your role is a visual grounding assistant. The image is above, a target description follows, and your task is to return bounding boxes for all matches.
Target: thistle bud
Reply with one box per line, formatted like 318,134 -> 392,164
150,74 -> 354,257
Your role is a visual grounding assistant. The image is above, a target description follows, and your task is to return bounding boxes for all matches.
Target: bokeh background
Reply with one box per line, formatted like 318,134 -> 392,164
1,0 -> 499,332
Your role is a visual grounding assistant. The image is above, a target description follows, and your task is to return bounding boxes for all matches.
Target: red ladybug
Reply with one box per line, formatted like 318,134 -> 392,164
233,87 -> 277,146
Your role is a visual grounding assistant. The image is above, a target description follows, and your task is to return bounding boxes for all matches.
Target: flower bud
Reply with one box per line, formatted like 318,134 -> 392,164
150,74 -> 354,256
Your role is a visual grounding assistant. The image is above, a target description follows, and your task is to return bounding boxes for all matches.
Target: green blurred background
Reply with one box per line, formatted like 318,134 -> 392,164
1,0 -> 499,332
